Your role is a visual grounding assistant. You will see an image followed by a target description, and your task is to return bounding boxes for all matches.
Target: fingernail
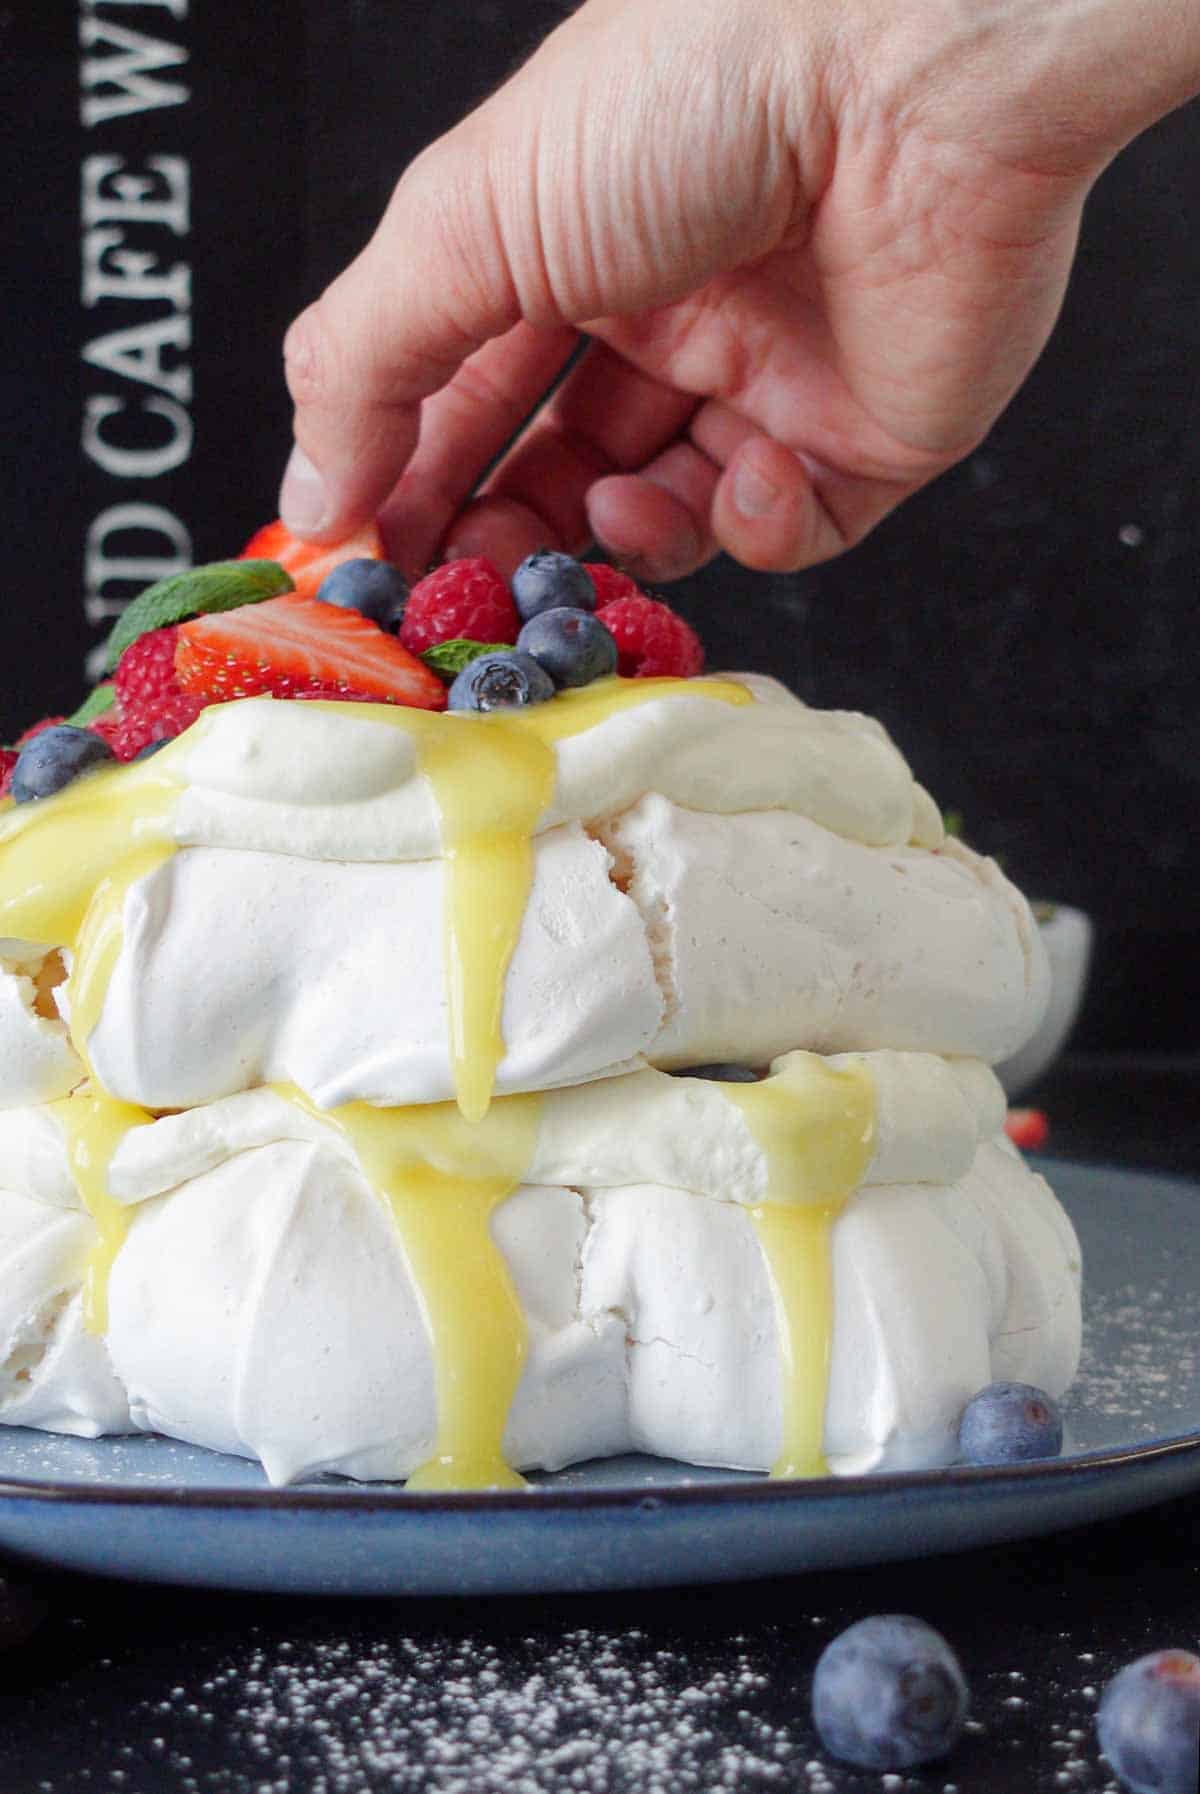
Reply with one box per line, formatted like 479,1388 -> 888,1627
733,456 -> 782,519
279,444 -> 330,535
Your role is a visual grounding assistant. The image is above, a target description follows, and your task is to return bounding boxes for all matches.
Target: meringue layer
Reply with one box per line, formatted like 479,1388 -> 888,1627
0,1054 -> 1080,1485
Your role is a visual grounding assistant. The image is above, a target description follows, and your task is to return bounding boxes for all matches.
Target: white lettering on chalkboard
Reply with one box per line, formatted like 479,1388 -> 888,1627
79,11 -> 194,671
80,14 -> 190,128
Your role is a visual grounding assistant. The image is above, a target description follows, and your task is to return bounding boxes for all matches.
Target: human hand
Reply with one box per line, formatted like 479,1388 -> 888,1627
280,0 -> 1199,582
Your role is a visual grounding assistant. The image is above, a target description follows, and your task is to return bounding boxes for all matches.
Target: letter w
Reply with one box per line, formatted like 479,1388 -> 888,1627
80,17 -> 189,127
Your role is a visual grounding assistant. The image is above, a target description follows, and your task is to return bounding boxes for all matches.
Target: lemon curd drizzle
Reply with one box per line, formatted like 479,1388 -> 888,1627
285,1085 -> 541,1490
719,1054 -> 876,1479
48,1085 -> 154,1334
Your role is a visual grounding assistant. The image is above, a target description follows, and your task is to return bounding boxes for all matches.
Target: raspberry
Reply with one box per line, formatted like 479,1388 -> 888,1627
398,558 -> 518,656
583,563 -> 643,607
596,594 -> 704,678
0,749 -> 17,798
107,691 -> 208,762
113,626 -> 182,709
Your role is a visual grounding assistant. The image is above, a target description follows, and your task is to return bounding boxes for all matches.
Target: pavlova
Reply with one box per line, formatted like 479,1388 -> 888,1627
0,530 -> 1080,1487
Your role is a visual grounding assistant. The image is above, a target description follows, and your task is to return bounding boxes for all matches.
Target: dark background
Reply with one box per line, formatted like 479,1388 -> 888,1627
1,2 -> 1197,1048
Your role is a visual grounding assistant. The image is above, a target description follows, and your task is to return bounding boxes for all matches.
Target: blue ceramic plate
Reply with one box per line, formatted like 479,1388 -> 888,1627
0,1158 -> 1195,1595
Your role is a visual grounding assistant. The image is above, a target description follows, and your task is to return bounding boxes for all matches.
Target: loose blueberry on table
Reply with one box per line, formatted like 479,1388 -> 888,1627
811,1614 -> 969,1770
1097,1649 -> 1200,1794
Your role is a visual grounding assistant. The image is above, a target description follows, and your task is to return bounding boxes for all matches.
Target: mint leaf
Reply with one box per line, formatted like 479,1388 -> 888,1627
420,639 -> 513,681
66,684 -> 116,728
102,559 -> 295,673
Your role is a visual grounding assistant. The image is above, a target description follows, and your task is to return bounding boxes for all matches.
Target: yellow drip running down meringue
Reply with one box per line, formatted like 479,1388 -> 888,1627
0,674 -> 885,1486
48,1085 -> 154,1335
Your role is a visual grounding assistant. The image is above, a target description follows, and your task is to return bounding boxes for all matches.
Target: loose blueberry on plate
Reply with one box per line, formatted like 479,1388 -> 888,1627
958,1380 -> 1063,1464
315,557 -> 409,631
10,724 -> 115,803
511,551 -> 597,621
1097,1650 -> 1200,1794
671,1064 -> 761,1082
447,651 -> 556,713
517,607 -> 618,688
812,1615 -> 969,1770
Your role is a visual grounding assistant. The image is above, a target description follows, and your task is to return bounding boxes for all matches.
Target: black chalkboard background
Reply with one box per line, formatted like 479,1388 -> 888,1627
1,3 -> 1197,1049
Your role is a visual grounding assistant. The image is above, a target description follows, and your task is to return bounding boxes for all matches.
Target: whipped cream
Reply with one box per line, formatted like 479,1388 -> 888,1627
169,675 -> 944,863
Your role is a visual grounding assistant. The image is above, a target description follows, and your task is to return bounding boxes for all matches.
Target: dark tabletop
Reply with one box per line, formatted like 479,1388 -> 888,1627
0,1054 -> 1195,1794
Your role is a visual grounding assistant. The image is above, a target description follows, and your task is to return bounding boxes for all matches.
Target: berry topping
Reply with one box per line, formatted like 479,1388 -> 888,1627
517,607 -> 618,688
399,557 -> 519,657
1098,1650 -> 1200,1794
106,691 -> 209,763
812,1616 -> 969,1770
175,595 -> 446,710
9,725 -> 116,804
447,651 -> 556,713
512,551 -> 597,620
583,562 -> 643,607
316,557 -> 409,631
239,518 -> 385,601
596,593 -> 704,678
103,559 -> 294,674
113,627 -> 183,711
0,750 -> 17,798
958,1380 -> 1063,1464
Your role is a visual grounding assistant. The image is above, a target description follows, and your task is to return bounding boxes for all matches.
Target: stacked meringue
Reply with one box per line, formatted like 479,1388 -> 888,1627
0,670 -> 1081,1486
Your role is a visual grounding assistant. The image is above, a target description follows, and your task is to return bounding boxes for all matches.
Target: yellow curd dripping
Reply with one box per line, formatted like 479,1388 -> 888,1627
719,1054 -> 876,1479
48,1085 -> 154,1334
309,676 -> 751,1120
285,1085 -> 541,1490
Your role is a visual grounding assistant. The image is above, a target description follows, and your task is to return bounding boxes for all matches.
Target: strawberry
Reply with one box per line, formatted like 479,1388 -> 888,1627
1005,1108 -> 1050,1151
584,563 -> 643,607
0,749 -> 17,798
399,558 -> 518,656
107,692 -> 209,762
596,594 -> 704,678
240,519 -> 385,602
113,626 -> 182,710
175,595 -> 447,710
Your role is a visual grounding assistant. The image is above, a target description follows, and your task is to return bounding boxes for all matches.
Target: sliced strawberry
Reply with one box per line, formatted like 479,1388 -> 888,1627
240,519 -> 385,602
175,596 -> 446,710
1005,1108 -> 1050,1151
0,749 -> 17,798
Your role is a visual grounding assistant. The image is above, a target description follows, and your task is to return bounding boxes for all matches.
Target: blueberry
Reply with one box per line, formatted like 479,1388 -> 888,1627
447,651 -> 556,713
1098,1651 -> 1200,1794
511,551 -> 596,621
315,558 -> 409,630
10,725 -> 115,803
958,1381 -> 1063,1464
812,1615 -> 968,1770
671,1064 -> 761,1082
516,607 -> 617,688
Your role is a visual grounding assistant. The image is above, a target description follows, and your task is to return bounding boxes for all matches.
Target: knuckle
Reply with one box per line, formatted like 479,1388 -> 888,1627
282,300 -> 342,410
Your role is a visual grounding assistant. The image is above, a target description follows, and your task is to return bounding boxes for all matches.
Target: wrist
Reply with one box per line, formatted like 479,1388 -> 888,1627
845,0 -> 1200,183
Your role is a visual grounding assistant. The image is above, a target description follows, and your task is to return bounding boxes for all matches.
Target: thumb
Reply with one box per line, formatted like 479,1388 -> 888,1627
279,114 -> 531,541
